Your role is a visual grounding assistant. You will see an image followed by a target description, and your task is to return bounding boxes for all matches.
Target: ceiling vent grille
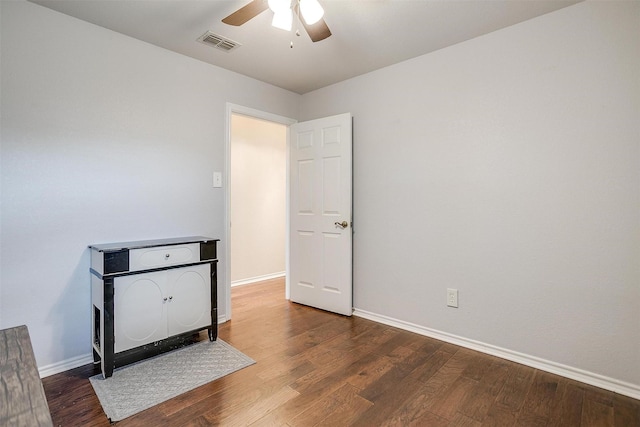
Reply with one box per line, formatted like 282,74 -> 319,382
198,31 -> 241,52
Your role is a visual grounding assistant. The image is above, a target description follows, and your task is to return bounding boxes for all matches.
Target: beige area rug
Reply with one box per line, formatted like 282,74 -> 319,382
89,339 -> 255,422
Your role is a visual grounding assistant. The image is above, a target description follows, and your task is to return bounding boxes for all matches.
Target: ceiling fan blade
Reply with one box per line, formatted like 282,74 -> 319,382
302,17 -> 331,42
294,4 -> 331,42
222,0 -> 269,26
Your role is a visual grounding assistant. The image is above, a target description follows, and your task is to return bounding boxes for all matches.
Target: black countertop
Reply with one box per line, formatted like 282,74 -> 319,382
89,236 -> 219,252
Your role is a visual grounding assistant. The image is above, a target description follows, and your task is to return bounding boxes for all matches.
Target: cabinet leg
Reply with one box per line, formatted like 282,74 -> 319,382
101,357 -> 114,379
209,261 -> 217,342
103,276 -> 115,378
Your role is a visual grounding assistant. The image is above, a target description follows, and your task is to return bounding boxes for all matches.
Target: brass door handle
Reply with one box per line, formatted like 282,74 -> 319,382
335,221 -> 348,229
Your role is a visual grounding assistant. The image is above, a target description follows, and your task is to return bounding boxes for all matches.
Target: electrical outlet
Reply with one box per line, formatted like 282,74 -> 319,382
447,288 -> 458,308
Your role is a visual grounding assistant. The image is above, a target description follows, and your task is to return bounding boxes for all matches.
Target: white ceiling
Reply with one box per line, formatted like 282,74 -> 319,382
29,0 -> 581,94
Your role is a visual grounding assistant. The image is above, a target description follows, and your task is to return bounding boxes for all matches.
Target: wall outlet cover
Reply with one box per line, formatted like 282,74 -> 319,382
447,288 -> 458,308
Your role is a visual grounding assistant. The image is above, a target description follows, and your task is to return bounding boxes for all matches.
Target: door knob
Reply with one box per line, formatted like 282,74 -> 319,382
335,221 -> 348,229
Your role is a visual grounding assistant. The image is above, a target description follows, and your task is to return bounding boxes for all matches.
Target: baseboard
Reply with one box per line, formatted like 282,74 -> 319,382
353,308 -> 640,400
231,272 -> 285,287
39,353 -> 94,378
40,314 -> 230,378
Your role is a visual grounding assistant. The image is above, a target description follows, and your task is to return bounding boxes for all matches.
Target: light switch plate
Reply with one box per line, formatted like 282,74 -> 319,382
213,172 -> 222,188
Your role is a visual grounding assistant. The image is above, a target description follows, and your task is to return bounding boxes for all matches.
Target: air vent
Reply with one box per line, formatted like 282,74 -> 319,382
198,31 -> 241,52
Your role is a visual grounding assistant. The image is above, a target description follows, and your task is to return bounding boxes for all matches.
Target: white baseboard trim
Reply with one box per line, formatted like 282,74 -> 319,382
353,308 -> 640,400
231,271 -> 285,287
39,353 -> 94,378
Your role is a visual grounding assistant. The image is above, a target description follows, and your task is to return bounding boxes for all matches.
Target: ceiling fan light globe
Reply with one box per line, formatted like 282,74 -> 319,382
268,0 -> 290,13
300,0 -> 324,25
272,9 -> 293,31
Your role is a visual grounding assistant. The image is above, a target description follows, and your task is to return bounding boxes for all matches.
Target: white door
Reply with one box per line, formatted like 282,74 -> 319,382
290,113 -> 352,316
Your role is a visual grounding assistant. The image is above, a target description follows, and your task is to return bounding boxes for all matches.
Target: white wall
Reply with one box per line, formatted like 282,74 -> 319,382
0,0 -> 299,373
230,114 -> 286,284
300,1 -> 640,394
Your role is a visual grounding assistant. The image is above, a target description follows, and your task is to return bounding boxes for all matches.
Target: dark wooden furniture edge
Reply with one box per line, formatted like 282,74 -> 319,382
0,325 -> 54,426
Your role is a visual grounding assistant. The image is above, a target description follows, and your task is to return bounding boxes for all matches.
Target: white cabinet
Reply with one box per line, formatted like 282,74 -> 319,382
90,237 -> 218,378
114,263 -> 211,353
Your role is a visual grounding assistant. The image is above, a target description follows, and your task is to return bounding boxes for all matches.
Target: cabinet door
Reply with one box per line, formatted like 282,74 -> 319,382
167,263 -> 211,336
114,273 -> 167,353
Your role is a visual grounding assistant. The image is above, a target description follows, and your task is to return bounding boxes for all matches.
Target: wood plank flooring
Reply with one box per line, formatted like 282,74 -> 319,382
43,278 -> 640,426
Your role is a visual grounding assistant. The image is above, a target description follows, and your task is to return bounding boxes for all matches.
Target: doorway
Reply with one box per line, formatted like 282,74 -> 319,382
224,104 -> 296,321
230,114 -> 286,285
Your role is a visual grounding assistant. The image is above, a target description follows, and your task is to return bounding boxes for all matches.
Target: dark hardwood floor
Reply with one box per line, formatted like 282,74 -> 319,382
43,278 -> 640,426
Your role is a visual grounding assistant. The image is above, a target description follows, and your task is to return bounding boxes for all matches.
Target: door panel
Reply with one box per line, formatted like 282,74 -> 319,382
322,232 -> 342,291
168,263 -> 211,336
297,160 -> 314,213
114,274 -> 166,353
322,156 -> 341,214
290,113 -> 352,316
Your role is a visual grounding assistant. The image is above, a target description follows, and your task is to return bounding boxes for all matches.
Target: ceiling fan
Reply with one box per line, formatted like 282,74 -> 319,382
222,0 -> 331,42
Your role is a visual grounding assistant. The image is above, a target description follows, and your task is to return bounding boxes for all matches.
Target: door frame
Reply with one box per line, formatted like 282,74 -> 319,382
224,103 -> 296,321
